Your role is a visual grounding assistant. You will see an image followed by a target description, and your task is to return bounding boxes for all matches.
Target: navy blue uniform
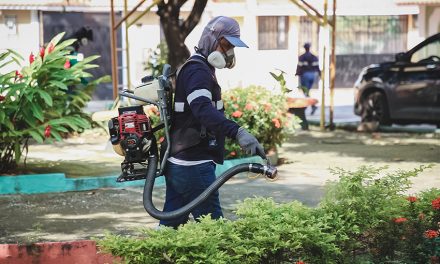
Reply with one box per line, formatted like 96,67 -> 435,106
160,54 -> 240,228
171,54 -> 240,164
295,51 -> 320,77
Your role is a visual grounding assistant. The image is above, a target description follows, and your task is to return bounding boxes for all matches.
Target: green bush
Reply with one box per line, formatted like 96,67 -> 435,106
223,86 -> 300,159
0,33 -> 110,172
98,166 -> 440,263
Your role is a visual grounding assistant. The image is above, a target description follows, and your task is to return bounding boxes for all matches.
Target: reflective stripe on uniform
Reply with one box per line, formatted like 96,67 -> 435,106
312,61 -> 319,66
216,100 -> 223,110
174,102 -> 185,112
187,89 -> 212,105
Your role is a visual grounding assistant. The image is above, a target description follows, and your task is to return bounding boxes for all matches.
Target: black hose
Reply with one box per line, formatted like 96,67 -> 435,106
142,155 -> 277,221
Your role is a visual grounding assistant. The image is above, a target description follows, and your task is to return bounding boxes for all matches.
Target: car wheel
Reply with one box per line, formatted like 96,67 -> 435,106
361,91 -> 390,125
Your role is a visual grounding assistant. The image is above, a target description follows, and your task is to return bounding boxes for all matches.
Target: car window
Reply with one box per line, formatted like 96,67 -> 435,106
411,40 -> 440,63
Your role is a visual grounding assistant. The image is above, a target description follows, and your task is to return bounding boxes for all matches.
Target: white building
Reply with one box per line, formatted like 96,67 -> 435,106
1,0 -> 423,103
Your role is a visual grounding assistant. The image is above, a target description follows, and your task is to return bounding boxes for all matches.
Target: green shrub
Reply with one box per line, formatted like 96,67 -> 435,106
98,166 -> 439,263
223,86 -> 300,159
0,33 -> 109,172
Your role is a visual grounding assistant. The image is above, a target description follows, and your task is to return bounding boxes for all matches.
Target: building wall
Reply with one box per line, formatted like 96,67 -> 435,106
0,10 -> 40,72
126,9 -> 299,93
425,5 -> 440,37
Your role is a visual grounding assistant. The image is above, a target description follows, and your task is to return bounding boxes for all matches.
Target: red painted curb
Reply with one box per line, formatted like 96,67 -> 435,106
0,240 -> 119,264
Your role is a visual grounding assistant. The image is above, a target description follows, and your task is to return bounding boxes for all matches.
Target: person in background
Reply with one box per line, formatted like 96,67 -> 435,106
160,16 -> 266,229
295,42 -> 320,115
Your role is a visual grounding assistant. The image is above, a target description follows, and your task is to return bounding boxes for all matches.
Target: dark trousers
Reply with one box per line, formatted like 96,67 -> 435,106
159,161 -> 223,228
299,71 -> 318,97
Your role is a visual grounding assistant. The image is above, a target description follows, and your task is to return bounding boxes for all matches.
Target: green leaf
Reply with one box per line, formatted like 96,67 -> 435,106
38,90 -> 53,106
50,80 -> 68,90
28,130 -> 44,143
53,125 -> 68,133
0,110 -> 5,123
49,32 -> 66,47
30,103 -> 44,122
269,72 -> 282,81
54,39 -> 77,51
7,48 -> 24,61
0,59 -> 15,70
50,129 -> 63,141
71,55 -> 100,68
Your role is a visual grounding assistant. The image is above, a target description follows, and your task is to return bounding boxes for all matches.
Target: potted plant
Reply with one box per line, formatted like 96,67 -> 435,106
222,85 -> 300,164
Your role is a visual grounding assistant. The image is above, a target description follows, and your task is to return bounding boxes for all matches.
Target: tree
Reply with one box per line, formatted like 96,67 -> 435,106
156,0 -> 208,70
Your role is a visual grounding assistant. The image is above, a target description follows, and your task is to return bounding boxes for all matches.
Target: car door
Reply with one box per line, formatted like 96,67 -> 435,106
393,36 -> 440,122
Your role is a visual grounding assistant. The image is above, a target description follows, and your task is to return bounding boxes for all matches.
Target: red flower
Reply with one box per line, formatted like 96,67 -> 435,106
39,47 -> 45,59
407,196 -> 417,203
15,70 -> 23,79
272,118 -> 281,128
394,217 -> 408,224
64,59 -> 71,69
231,110 -> 243,118
159,137 -> 165,143
424,230 -> 439,239
44,125 -> 51,138
432,197 -> 440,210
230,151 -> 236,156
0,95 -> 5,102
245,103 -> 254,111
48,43 -> 55,53
296,261 -> 306,264
29,52 -> 35,64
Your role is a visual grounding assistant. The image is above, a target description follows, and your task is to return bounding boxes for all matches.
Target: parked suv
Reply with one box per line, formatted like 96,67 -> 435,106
354,33 -> 440,127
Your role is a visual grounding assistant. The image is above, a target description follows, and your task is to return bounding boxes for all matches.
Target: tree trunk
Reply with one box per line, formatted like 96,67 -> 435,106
0,143 -> 18,173
156,0 -> 208,70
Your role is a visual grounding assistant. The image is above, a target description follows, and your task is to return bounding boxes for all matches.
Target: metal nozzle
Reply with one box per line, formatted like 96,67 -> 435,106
263,165 -> 278,179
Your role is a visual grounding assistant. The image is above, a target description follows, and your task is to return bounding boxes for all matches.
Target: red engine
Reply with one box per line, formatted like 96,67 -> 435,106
108,106 -> 153,163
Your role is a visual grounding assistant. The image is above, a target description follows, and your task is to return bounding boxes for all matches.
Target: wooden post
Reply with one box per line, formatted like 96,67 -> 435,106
110,0 -> 119,99
320,46 -> 326,130
329,0 -> 336,129
124,0 -> 131,90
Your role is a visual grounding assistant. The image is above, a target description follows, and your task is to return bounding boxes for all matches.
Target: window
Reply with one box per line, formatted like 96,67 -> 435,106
4,15 -> 17,35
336,16 -> 408,54
411,40 -> 440,63
299,16 -> 319,54
258,16 -> 289,50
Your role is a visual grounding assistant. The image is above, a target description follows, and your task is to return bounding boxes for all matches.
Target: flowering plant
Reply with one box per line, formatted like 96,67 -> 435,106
365,189 -> 440,263
222,85 -> 300,159
0,33 -> 109,173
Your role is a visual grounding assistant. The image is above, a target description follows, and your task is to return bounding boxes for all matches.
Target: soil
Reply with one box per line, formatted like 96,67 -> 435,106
0,127 -> 439,244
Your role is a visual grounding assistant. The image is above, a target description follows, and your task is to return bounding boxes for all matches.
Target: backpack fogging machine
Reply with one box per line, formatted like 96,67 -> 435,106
108,64 -> 277,221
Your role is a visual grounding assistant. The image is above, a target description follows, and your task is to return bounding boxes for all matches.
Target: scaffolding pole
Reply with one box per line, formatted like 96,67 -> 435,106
110,0 -> 119,99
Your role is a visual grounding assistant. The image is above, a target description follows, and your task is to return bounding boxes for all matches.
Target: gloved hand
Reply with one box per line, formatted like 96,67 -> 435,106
236,127 -> 266,159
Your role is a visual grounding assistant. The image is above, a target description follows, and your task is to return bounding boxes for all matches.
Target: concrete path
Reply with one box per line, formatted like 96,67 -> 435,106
1,128 -> 439,244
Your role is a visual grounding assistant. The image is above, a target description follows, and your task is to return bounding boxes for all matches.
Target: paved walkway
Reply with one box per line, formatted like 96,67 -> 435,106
1,127 -> 439,243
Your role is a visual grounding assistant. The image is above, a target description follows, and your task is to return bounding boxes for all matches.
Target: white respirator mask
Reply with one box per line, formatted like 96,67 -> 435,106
207,48 -> 235,69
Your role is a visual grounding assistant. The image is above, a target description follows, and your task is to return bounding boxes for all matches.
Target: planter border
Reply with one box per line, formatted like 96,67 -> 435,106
0,156 -> 263,195
0,240 -> 118,264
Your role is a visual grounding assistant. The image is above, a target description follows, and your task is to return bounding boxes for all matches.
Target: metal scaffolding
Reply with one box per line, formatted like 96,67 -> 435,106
290,0 -> 337,130
109,0 -> 159,99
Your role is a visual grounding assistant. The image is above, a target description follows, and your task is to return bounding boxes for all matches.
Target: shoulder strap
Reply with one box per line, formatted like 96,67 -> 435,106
176,55 -> 210,80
